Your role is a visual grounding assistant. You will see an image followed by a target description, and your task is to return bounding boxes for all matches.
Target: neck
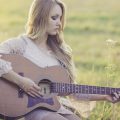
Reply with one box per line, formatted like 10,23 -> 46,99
34,34 -> 50,50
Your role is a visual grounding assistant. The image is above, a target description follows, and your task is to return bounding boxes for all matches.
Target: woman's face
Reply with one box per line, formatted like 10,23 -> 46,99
46,4 -> 62,35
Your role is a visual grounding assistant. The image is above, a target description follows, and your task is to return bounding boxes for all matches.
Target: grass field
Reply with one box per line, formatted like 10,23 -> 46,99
0,0 -> 120,119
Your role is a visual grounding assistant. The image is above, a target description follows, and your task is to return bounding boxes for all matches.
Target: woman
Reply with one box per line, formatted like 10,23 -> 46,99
0,0 -> 119,120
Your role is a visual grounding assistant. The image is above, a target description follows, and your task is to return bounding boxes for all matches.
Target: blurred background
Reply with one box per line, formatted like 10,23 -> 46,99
0,0 -> 120,119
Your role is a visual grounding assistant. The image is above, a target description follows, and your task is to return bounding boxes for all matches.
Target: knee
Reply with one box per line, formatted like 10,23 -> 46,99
42,113 -> 67,120
25,110 -> 51,120
63,114 -> 81,120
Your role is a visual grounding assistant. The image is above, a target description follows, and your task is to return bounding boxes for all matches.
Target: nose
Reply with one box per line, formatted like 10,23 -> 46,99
56,19 -> 61,27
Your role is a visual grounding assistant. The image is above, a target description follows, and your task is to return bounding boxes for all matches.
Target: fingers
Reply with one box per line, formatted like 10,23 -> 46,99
25,84 -> 42,98
21,78 -> 45,98
27,92 -> 36,98
33,84 -> 41,91
28,89 -> 41,98
113,92 -> 119,99
30,85 -> 42,96
112,91 -> 120,103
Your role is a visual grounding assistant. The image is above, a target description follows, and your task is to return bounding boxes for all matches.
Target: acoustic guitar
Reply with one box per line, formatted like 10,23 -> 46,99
0,54 -> 119,118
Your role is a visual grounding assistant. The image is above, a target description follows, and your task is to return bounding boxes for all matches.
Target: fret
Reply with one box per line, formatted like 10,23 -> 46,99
71,84 -> 74,93
72,84 -> 75,93
79,85 -> 81,93
95,86 -> 98,94
101,87 -> 105,94
88,86 -> 91,94
109,87 -> 111,94
99,87 -> 101,94
111,88 -> 116,94
61,83 -> 63,93
64,83 -> 66,93
50,83 -> 54,93
92,86 -> 95,94
78,85 -> 80,93
93,86 -> 96,94
65,83 -> 67,92
91,86 -> 94,94
95,86 -> 97,94
106,87 -> 110,95
96,87 -> 101,94
55,83 -> 57,93
62,83 -> 64,93
81,85 -> 83,93
70,84 -> 73,93
88,86 -> 90,94
56,83 -> 59,93
51,83 -> 54,93
81,85 -> 85,94
85,85 -> 89,94
59,83 -> 62,93
83,85 -> 86,94
62,83 -> 65,93
58,83 -> 60,93
65,83 -> 67,93
67,84 -> 70,93
65,83 -> 68,93
115,88 -> 117,93
59,83 -> 61,93
69,84 -> 71,93
105,87 -> 106,95
75,85 -> 79,93
88,86 -> 92,94
93,86 -> 95,94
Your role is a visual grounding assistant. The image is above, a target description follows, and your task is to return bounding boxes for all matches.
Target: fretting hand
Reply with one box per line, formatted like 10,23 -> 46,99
105,92 -> 120,103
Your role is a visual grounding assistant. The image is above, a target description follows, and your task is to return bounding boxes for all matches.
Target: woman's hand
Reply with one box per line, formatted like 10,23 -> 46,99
2,70 -> 42,98
105,92 -> 120,103
19,77 -> 42,98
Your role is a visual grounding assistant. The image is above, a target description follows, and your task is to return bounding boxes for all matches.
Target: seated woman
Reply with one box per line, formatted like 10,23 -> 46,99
0,0 -> 120,120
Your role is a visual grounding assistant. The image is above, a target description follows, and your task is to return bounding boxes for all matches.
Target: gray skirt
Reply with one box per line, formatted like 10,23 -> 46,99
25,109 -> 53,120
24,109 -> 75,120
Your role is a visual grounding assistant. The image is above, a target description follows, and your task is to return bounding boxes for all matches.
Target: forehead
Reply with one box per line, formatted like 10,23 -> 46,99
50,4 -> 62,16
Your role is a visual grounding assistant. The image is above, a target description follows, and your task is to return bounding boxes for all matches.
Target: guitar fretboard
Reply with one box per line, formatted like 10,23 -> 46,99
51,83 -> 120,95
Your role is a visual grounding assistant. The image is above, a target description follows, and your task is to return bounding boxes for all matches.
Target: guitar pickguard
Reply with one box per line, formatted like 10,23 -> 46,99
28,96 -> 54,107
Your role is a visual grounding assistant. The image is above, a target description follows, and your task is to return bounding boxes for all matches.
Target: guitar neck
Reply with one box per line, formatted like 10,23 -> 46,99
51,83 -> 120,95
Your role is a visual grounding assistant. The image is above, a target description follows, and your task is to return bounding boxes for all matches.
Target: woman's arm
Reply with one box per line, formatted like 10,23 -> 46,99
69,93 -> 120,103
2,70 -> 41,97
0,37 -> 41,97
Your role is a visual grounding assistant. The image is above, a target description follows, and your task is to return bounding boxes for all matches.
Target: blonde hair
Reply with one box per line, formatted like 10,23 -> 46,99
26,0 -> 76,82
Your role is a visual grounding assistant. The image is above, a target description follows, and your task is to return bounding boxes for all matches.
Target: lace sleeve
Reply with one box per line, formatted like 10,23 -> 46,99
0,58 -> 12,77
0,35 -> 27,77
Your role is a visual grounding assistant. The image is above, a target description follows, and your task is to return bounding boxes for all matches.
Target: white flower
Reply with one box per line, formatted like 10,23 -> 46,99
106,39 -> 118,46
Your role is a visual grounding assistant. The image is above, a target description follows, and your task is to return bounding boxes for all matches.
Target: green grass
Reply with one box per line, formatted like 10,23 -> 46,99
0,0 -> 120,119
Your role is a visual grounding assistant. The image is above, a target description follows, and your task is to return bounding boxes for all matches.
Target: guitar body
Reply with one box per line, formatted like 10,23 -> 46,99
0,54 -> 70,117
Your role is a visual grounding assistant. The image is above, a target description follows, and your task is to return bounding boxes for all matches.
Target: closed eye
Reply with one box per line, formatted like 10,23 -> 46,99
51,15 -> 62,20
51,15 -> 59,20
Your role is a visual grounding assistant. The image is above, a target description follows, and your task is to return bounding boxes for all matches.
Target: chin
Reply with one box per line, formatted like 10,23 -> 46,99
49,32 -> 57,35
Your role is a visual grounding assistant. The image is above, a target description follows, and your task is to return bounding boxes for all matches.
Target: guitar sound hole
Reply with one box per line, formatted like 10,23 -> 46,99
38,79 -> 52,97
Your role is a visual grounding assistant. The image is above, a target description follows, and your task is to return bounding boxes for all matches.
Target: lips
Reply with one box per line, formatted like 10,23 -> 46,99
55,27 -> 59,29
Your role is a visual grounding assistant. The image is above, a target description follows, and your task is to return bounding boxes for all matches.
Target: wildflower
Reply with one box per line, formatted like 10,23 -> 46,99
106,39 -> 118,46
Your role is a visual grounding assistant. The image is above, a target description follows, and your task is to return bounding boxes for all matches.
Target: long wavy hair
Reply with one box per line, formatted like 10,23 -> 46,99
26,0 -> 76,82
